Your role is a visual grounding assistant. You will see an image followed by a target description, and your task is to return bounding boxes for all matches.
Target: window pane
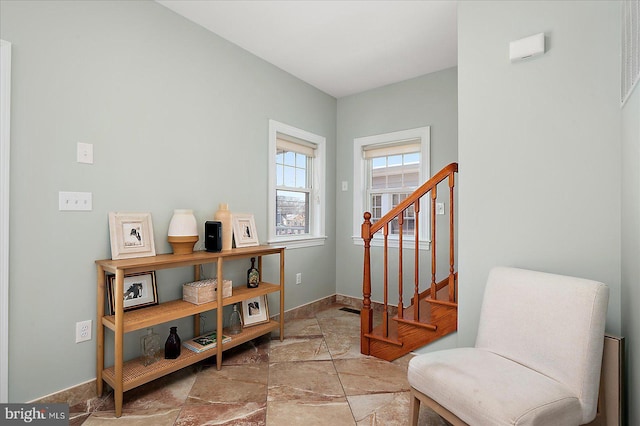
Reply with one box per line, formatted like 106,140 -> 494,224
404,152 -> 420,164
387,174 -> 402,188
371,175 -> 386,190
372,157 -> 386,169
284,166 -> 295,187
276,190 -> 309,235
276,151 -> 284,163
295,168 -> 306,188
276,164 -> 284,186
388,155 -> 402,167
284,151 -> 296,166
296,153 -> 307,168
404,171 -> 419,187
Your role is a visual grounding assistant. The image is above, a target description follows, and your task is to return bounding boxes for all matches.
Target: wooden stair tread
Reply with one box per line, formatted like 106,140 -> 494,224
366,284 -> 458,361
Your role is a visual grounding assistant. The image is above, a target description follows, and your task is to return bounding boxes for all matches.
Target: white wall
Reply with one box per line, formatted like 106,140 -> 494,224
457,0 -> 622,348
0,0 -> 336,402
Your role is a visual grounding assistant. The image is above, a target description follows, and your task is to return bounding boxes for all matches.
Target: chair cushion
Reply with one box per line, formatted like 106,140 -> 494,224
408,348 -> 583,426
475,267 -> 609,423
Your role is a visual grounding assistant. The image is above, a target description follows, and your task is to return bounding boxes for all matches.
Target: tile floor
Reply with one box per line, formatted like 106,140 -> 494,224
71,304 -> 448,425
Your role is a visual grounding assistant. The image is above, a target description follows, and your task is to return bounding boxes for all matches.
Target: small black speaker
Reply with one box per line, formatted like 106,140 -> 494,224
205,221 -> 222,252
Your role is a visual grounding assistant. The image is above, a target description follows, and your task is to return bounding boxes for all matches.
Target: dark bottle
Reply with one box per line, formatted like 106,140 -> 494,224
247,257 -> 259,288
164,326 -> 181,359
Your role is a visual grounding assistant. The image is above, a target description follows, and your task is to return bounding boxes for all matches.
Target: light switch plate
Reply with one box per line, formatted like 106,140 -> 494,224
59,191 -> 92,211
77,142 -> 93,164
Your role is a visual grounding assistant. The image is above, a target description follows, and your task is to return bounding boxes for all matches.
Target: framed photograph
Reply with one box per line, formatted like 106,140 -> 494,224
107,272 -> 158,314
108,212 -> 156,260
241,295 -> 269,327
232,213 -> 259,247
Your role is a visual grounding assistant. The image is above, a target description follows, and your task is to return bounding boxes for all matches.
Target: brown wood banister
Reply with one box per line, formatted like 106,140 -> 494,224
361,162 -> 458,356
369,162 -> 458,235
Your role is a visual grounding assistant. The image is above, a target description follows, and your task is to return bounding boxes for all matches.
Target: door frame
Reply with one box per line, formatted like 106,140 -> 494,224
1,39 -> 12,403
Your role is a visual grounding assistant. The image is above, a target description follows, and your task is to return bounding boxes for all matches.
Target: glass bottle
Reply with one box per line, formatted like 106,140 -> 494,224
247,257 -> 259,288
164,326 -> 181,359
140,328 -> 161,366
228,304 -> 243,335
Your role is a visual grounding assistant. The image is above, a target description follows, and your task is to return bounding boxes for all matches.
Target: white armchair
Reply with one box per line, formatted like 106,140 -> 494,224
408,266 -> 609,426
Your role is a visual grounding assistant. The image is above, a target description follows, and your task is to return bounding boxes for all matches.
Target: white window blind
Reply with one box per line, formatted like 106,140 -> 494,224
362,139 -> 421,159
276,133 -> 316,157
622,0 -> 640,105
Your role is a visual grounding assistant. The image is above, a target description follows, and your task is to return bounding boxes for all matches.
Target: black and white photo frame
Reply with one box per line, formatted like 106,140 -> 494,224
108,212 -> 156,260
232,213 -> 259,247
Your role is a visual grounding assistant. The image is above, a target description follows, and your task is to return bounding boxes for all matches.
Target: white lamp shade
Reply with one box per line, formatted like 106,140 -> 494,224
168,209 -> 198,236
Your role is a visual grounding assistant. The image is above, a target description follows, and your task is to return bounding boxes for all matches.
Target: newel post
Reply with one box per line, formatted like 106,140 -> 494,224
361,212 -> 373,355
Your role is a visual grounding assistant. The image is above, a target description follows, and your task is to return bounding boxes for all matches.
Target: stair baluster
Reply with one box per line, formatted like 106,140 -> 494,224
361,162 -> 459,361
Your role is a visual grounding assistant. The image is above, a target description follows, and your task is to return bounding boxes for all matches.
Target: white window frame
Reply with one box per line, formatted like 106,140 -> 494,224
268,120 -> 326,249
352,126 -> 430,250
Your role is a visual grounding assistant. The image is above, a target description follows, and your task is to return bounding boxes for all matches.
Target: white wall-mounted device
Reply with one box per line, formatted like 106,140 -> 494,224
509,33 -> 545,62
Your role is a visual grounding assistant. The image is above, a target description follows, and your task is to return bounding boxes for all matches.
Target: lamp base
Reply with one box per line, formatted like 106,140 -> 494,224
168,235 -> 198,255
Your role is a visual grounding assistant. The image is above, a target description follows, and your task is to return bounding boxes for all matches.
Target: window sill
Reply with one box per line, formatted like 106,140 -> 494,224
351,236 -> 431,251
268,235 -> 327,249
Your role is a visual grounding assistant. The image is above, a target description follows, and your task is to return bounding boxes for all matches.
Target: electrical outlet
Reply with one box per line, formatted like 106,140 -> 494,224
295,273 -> 302,285
76,320 -> 92,343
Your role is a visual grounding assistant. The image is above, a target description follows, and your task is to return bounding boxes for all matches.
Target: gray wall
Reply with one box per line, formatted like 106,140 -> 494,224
1,0 -> 336,402
621,82 -> 639,423
457,0 -> 623,385
335,68 -> 458,314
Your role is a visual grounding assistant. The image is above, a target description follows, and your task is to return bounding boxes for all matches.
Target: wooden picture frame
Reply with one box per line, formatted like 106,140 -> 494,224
232,213 -> 259,247
241,295 -> 269,327
108,212 -> 156,260
107,272 -> 158,315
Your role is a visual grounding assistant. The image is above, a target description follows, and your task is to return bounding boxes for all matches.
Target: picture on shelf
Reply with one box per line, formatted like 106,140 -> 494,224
108,212 -> 156,259
232,213 -> 259,247
241,295 -> 269,326
107,272 -> 158,314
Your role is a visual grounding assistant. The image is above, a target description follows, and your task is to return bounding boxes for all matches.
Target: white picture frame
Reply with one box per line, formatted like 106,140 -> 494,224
241,295 -> 269,327
108,212 -> 156,260
232,213 -> 259,247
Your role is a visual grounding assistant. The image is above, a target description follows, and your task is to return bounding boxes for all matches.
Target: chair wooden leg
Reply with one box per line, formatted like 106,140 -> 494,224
410,387 -> 469,426
410,390 -> 421,426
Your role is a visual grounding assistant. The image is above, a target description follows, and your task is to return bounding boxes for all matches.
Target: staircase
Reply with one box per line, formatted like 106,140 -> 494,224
360,162 -> 458,361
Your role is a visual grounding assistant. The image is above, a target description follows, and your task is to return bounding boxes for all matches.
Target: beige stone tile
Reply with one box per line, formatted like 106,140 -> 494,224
281,317 -> 323,338
333,357 -> 410,395
186,363 -> 268,405
175,402 -> 266,426
268,360 -> 345,402
269,336 -> 332,362
349,391 -> 410,425
317,315 -> 366,360
221,334 -> 270,365
266,400 -> 355,426
82,408 -> 181,425
391,352 -> 415,372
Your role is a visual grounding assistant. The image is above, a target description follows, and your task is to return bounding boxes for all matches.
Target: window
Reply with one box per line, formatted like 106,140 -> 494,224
268,120 -> 326,248
353,127 -> 430,249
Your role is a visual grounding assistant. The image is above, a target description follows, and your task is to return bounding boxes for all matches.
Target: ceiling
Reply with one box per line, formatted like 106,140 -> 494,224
156,1 -> 458,98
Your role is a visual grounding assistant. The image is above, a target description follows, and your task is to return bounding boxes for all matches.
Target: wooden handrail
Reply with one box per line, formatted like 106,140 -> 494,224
361,162 -> 458,355
369,163 -> 458,235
